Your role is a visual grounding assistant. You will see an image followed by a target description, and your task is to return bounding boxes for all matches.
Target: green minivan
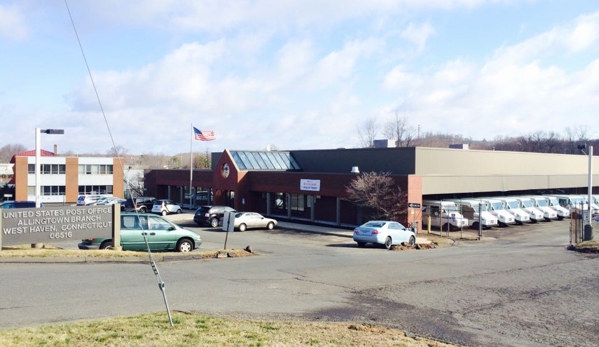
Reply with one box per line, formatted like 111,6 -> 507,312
78,213 -> 202,252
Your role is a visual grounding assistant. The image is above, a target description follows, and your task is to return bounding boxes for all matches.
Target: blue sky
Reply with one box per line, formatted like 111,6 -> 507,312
1,0 -> 598,156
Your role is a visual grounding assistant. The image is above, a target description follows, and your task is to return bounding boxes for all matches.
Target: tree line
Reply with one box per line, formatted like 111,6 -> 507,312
357,114 -> 597,155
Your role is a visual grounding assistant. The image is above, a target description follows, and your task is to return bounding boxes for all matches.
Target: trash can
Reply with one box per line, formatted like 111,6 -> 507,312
583,224 -> 593,241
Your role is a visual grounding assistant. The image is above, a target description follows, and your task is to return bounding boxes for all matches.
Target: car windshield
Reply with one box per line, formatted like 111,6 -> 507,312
444,205 -> 459,212
490,202 -> 504,210
507,201 -> 519,209
535,199 -> 547,206
570,197 -> 584,204
363,222 -> 385,228
521,200 -> 533,208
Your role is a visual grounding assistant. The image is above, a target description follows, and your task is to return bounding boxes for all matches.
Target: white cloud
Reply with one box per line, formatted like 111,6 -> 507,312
381,12 -> 599,139
0,3 -> 29,40
401,22 -> 435,51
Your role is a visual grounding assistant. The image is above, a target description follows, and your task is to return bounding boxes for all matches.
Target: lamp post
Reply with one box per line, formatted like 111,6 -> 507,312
577,143 -> 594,242
586,145 -> 593,241
35,128 -> 64,208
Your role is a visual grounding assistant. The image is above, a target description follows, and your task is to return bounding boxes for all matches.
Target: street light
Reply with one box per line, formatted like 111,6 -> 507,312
577,143 -> 594,241
35,128 -> 64,208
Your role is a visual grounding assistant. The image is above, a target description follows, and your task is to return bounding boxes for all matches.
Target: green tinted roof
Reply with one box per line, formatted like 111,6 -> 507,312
230,151 -> 301,171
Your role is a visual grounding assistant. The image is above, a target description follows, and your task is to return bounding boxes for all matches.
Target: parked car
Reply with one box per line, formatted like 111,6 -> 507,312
194,205 -> 237,227
0,201 -> 37,209
233,212 -> 277,231
78,213 -> 201,252
93,197 -> 126,206
123,196 -> 156,213
77,194 -> 112,206
151,199 -> 182,215
353,220 -> 416,249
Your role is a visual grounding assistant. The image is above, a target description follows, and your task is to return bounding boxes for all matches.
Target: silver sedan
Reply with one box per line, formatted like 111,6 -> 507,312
353,220 -> 415,249
234,212 -> 277,231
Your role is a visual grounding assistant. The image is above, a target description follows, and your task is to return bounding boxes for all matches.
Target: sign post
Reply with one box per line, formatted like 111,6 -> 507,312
222,211 -> 235,250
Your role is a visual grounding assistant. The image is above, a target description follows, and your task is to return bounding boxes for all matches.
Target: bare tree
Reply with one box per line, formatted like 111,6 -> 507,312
345,171 -> 407,221
565,125 -> 589,154
356,117 -> 378,148
124,169 -> 145,197
107,145 -> 129,157
384,112 -> 415,147
0,144 -> 27,162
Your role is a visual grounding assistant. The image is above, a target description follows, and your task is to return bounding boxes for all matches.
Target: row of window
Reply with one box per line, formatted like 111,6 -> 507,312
25,185 -> 114,196
27,186 -> 65,196
27,164 -> 114,175
79,186 -> 113,195
27,164 -> 66,174
79,165 -> 113,175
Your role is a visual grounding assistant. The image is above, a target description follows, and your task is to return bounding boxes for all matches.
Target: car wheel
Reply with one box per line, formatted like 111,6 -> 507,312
161,210 -> 167,216
384,236 -> 393,250
100,241 -> 113,250
177,239 -> 193,253
176,209 -> 182,214
471,222 -> 480,230
408,235 -> 415,246
238,223 -> 247,232
357,242 -> 366,248
210,217 -> 219,228
266,222 -> 274,230
140,207 -> 146,213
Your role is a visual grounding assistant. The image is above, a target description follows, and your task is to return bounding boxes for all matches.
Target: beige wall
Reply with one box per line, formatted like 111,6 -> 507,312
415,147 -> 599,195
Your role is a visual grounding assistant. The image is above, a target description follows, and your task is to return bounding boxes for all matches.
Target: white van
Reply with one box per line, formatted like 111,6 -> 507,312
480,198 -> 516,226
578,195 -> 599,214
421,200 -> 468,231
541,196 -> 570,219
446,199 -> 498,229
552,195 -> 597,214
518,196 -> 558,221
497,197 -> 531,224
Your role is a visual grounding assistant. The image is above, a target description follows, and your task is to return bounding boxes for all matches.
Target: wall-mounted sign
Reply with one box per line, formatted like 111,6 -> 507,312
300,179 -> 320,192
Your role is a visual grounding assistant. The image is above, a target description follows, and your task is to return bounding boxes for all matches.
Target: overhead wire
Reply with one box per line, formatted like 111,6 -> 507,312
63,0 -> 173,326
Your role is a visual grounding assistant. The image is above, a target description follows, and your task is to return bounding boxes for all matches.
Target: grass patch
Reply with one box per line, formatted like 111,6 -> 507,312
0,245 -> 254,259
573,239 -> 599,253
0,311 -> 461,347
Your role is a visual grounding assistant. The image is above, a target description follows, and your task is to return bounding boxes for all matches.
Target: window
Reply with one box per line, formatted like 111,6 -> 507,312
28,164 -> 65,174
229,151 -> 301,171
290,194 -> 305,212
78,185 -> 113,195
42,186 -> 65,196
78,164 -> 113,175
274,193 -> 286,210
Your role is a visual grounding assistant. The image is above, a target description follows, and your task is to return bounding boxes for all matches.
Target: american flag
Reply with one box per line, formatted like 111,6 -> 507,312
193,127 -> 216,141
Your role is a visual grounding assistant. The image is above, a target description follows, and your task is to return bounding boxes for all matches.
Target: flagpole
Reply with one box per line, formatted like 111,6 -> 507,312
189,123 -> 193,209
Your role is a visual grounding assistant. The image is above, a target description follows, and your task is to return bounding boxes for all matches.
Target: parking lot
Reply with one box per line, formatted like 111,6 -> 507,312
2,212 -> 598,347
